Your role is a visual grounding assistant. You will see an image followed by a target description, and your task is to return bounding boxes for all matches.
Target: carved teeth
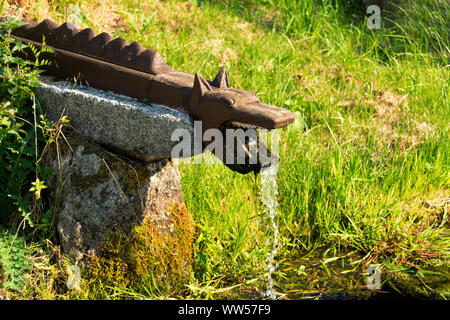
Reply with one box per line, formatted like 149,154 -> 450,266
229,122 -> 261,129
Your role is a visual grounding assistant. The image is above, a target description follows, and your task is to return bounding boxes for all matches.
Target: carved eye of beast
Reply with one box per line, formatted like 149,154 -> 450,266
225,98 -> 235,106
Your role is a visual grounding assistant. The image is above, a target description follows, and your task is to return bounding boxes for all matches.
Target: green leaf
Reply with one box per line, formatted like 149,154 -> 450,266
0,229 -> 32,291
30,178 -> 47,200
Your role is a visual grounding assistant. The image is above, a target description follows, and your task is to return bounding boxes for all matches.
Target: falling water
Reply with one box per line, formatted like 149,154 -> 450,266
259,163 -> 280,299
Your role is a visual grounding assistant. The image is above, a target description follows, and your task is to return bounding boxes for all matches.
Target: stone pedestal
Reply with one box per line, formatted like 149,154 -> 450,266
45,130 -> 189,264
36,77 -> 195,266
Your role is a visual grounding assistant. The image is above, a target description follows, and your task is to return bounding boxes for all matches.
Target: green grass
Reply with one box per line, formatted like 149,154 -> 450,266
0,0 -> 449,299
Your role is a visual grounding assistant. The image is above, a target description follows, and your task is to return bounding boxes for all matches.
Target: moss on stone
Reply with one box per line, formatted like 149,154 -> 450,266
384,263 -> 450,299
86,203 -> 195,295
70,168 -> 110,192
109,161 -> 150,195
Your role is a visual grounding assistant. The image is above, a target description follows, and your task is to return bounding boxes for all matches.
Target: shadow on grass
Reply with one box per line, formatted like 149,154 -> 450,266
196,0 -> 366,36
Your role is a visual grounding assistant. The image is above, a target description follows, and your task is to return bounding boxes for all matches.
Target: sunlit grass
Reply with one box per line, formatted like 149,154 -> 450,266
1,0 -> 448,299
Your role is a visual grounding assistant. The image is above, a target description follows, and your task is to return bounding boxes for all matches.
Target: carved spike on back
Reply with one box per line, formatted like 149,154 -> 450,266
119,41 -> 146,68
103,37 -> 129,63
84,32 -> 113,58
11,21 -> 37,39
135,49 -> 157,73
7,18 -> 173,75
136,50 -> 173,74
48,22 -> 80,51
72,28 -> 96,53
27,19 -> 59,42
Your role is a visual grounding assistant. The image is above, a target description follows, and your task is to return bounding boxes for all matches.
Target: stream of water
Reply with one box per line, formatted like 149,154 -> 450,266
259,163 -> 280,299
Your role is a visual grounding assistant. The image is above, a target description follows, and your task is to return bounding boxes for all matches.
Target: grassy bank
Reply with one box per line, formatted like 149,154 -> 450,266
0,0 -> 448,299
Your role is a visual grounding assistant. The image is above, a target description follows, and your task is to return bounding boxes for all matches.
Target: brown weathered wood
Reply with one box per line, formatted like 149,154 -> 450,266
3,17 -> 295,134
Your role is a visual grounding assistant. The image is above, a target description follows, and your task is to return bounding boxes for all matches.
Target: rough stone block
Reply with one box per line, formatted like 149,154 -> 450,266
45,130 -> 190,263
36,77 -> 194,162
